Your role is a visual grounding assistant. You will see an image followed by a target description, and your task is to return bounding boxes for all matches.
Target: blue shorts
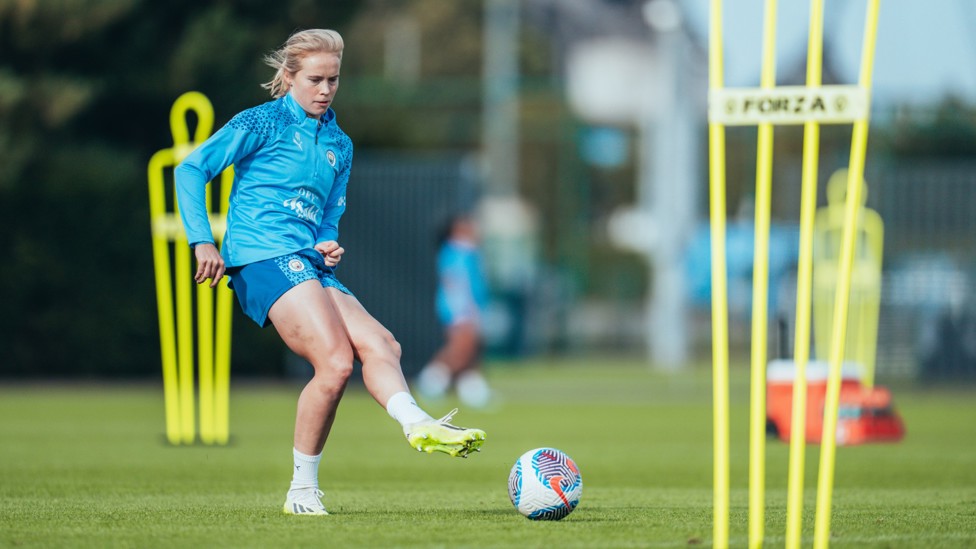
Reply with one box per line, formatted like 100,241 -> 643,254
227,249 -> 353,327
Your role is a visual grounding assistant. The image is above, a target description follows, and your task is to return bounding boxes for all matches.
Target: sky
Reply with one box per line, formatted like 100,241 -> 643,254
680,0 -> 976,108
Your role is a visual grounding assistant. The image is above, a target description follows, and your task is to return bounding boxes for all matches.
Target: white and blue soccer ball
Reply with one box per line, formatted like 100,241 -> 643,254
508,447 -> 582,520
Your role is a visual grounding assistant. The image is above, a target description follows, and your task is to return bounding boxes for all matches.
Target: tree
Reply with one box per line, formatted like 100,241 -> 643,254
0,0 -> 361,377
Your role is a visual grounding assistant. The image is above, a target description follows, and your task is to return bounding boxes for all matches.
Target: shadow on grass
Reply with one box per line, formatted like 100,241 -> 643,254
326,507 -> 640,523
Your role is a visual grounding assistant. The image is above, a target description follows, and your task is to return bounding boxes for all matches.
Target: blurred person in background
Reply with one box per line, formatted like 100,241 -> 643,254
174,28 -> 485,517
417,213 -> 493,409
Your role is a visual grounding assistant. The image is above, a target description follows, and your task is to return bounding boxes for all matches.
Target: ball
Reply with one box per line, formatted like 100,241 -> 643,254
508,447 -> 582,520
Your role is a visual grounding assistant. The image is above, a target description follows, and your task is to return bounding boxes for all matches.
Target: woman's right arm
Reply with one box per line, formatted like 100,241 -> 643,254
174,124 -> 263,248
174,123 -> 264,287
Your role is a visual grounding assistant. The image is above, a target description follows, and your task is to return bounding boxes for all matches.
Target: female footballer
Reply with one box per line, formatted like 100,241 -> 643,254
175,28 -> 485,516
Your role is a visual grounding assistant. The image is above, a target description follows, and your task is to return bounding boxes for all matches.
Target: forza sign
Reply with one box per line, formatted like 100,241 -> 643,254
709,85 -> 869,125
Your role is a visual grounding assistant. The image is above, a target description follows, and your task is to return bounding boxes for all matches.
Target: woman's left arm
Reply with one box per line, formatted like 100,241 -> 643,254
315,136 -> 352,247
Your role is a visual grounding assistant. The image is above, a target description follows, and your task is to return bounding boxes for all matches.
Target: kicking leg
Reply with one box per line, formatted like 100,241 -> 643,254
328,288 -> 486,457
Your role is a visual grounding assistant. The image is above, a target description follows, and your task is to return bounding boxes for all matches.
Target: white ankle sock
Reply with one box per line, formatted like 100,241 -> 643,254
290,448 -> 321,491
386,391 -> 433,431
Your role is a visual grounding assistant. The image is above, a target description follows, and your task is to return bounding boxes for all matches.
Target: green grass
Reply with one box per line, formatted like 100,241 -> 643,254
1,358 -> 974,548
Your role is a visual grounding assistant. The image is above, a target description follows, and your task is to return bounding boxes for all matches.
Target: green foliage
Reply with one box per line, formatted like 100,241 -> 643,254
879,97 -> 976,158
0,1 -> 362,377
0,0 -> 592,377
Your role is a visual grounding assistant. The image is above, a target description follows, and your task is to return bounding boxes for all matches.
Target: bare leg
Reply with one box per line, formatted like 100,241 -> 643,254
325,288 -> 485,458
269,281 -> 354,455
327,288 -> 411,407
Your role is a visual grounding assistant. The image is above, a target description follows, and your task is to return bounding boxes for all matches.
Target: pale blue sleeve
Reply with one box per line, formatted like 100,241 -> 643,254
174,124 -> 264,247
316,138 -> 352,244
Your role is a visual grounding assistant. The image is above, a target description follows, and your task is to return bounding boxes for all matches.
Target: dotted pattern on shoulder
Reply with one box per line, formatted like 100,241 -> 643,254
226,97 -> 300,138
325,123 -> 354,171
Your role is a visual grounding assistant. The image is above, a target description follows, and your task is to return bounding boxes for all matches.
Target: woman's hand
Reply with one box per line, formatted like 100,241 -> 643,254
193,243 -> 226,288
315,240 -> 344,268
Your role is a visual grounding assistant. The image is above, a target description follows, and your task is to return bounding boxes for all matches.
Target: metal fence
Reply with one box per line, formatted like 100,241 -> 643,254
870,160 -> 976,255
870,160 -> 976,380
685,158 -> 976,382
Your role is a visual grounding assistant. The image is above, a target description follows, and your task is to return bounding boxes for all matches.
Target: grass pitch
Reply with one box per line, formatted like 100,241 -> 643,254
1,358 -> 974,548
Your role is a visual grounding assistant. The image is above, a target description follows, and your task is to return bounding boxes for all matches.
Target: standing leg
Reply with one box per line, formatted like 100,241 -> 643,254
270,280 -> 354,515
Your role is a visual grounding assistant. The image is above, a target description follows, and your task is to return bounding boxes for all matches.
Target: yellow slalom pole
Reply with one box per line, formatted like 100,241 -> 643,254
175,98 -> 198,445
197,183 -> 216,444
173,196 -> 195,444
708,0 -> 730,546
785,0 -> 825,547
214,167 -> 235,445
814,1 -> 881,547
748,1 -> 777,547
214,276 -> 233,444
197,277 -> 215,443
148,149 -> 181,445
172,98 -> 194,446
174,260 -> 194,442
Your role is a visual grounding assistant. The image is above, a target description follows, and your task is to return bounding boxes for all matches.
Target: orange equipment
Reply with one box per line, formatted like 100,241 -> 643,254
766,359 -> 905,445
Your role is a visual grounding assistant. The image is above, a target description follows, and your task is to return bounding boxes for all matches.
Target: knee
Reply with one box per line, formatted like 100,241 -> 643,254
387,332 -> 402,361
310,348 -> 354,387
361,329 -> 401,363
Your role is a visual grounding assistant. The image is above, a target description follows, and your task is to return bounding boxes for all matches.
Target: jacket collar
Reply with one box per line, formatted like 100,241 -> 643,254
283,92 -> 335,125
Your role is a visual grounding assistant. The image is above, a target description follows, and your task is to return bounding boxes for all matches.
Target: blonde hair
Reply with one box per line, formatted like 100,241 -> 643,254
262,29 -> 345,98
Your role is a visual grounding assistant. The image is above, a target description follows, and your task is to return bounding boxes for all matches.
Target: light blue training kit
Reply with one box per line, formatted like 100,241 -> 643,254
227,249 -> 352,327
174,93 -> 355,325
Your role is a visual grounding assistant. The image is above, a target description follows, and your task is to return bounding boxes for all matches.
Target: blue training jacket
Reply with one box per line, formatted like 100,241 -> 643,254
175,93 -> 353,267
